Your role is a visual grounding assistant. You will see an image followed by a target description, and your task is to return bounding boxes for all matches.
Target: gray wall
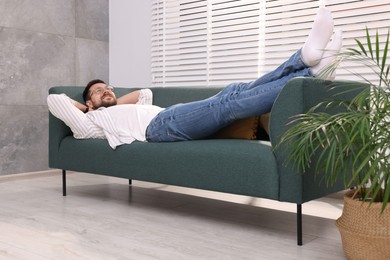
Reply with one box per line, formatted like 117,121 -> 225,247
0,0 -> 109,175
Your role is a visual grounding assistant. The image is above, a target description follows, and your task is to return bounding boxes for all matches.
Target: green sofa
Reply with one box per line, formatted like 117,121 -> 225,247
48,78 -> 360,245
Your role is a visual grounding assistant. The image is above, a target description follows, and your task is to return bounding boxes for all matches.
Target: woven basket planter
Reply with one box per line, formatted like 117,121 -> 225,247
336,190 -> 390,260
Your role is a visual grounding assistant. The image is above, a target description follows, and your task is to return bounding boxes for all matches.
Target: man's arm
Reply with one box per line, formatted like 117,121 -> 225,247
117,90 -> 141,105
71,99 -> 88,112
47,94 -> 99,138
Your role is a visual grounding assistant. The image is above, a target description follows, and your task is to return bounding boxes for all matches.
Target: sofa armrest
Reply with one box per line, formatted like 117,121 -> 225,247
48,113 -> 73,168
269,77 -> 367,203
48,87 -> 77,168
270,77 -> 326,147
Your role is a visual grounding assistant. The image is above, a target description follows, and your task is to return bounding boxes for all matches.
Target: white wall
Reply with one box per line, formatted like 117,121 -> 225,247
109,0 -> 151,88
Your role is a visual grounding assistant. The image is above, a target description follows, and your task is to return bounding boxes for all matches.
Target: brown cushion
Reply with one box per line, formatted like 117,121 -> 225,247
213,116 -> 260,140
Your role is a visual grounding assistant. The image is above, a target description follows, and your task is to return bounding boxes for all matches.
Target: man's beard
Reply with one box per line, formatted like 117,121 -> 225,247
92,96 -> 117,109
100,99 -> 117,108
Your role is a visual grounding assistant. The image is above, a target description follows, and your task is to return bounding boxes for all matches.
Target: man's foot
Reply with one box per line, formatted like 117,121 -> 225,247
301,7 -> 334,67
311,29 -> 343,79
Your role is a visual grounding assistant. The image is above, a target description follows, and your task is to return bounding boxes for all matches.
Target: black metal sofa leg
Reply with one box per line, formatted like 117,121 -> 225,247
297,204 -> 303,246
129,179 -> 132,185
62,169 -> 67,196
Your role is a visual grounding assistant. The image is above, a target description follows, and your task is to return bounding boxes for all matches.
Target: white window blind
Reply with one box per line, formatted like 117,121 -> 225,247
151,0 -> 165,86
152,0 -> 263,87
151,0 -> 390,87
264,0 -> 390,82
209,0 -> 262,86
328,0 -> 390,82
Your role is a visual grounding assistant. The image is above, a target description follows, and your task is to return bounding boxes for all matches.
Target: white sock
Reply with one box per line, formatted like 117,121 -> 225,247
311,29 -> 343,79
301,7 -> 334,67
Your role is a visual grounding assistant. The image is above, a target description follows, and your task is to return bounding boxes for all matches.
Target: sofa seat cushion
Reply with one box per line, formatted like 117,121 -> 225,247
56,138 -> 280,200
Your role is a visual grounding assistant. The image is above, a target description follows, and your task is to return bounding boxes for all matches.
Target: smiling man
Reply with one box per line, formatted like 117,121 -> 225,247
47,79 -> 160,146
84,79 -> 117,111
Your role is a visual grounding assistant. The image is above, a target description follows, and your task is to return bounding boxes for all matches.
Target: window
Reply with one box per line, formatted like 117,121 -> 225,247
151,0 -> 390,87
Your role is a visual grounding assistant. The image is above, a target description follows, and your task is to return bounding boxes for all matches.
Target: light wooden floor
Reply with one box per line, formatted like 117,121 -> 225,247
0,171 -> 347,260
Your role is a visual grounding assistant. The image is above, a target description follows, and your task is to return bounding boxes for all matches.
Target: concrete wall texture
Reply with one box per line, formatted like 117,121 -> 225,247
0,0 -> 109,175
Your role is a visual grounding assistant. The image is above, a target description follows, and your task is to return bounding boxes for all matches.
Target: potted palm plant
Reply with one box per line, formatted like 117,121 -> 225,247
277,28 -> 389,259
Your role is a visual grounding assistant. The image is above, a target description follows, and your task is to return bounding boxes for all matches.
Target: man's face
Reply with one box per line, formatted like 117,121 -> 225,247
86,83 -> 117,110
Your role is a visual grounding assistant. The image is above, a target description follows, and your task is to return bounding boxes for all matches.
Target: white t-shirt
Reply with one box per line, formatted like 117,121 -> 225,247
47,89 -> 164,149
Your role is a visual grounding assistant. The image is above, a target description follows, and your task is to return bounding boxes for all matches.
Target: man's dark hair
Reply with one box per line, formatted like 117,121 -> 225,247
83,79 -> 106,102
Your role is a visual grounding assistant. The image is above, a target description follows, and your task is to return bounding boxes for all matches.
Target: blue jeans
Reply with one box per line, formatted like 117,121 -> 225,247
146,49 -> 312,142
